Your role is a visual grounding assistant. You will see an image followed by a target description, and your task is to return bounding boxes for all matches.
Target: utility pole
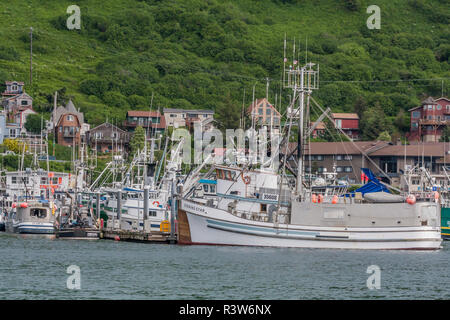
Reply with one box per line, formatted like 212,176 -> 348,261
30,27 -> 33,90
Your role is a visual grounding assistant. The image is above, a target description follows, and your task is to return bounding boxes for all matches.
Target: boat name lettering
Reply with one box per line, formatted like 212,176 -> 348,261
183,202 -> 205,213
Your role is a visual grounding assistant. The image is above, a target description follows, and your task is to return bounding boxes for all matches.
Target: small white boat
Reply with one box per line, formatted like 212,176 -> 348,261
5,201 -> 56,234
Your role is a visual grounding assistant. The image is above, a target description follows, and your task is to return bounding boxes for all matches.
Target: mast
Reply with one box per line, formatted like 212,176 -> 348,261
283,38 -> 319,197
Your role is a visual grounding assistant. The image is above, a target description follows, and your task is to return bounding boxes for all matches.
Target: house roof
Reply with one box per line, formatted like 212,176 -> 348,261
127,110 -> 162,117
421,96 -> 436,105
163,108 -> 214,114
90,122 -> 129,134
53,100 -> 84,126
5,92 -> 32,101
5,81 -> 24,85
311,121 -> 326,130
331,113 -> 359,120
247,98 -> 281,116
283,141 -> 391,156
369,143 -> 448,157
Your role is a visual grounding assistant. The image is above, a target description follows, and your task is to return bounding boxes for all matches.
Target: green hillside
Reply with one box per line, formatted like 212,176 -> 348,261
0,0 -> 448,139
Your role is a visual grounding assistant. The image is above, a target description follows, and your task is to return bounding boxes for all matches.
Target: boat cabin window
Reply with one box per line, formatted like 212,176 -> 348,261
203,185 -> 208,192
148,210 -> 157,217
30,208 -> 47,219
209,185 -> 216,193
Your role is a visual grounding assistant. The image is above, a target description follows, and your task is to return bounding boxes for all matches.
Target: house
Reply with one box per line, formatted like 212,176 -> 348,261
331,113 -> 359,140
0,112 -> 6,144
284,141 -> 450,186
247,98 -> 281,132
163,108 -> 187,128
311,121 -> 326,138
163,108 -> 215,130
1,81 -> 33,122
408,96 -> 450,142
123,110 -> 166,137
86,122 -> 131,154
14,107 -> 37,131
52,100 -> 85,147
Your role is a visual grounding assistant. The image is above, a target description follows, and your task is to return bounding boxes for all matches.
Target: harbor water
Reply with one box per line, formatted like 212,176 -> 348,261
0,232 -> 449,300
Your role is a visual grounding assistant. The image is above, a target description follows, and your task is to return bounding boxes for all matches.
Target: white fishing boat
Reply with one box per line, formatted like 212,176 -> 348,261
5,200 -> 56,234
99,136 -> 184,231
178,56 -> 442,250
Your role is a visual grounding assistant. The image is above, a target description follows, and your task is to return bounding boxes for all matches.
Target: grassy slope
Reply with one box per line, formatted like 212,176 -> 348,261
0,0 -> 448,133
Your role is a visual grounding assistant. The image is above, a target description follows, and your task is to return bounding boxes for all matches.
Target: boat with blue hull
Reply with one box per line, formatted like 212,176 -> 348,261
5,201 -> 56,235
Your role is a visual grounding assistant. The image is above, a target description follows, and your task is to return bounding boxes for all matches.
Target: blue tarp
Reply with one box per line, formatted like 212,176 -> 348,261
351,168 -> 390,195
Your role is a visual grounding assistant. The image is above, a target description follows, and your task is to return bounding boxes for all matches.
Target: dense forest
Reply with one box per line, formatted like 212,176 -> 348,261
0,0 -> 448,141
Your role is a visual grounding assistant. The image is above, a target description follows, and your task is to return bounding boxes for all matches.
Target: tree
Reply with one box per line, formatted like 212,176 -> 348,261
215,92 -> 240,131
360,103 -> 391,140
353,96 -> 367,118
24,114 -> 43,134
129,126 -> 146,156
2,138 -> 27,154
377,131 -> 392,141
440,126 -> 450,142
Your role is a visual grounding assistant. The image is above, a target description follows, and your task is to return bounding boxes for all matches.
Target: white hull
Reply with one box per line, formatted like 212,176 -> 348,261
180,200 -> 442,250
8,222 -> 55,234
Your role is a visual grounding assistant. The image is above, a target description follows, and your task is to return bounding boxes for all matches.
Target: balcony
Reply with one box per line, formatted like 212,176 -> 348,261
418,119 -> 449,126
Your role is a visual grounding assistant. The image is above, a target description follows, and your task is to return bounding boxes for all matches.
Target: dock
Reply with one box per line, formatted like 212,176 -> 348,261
100,229 -> 177,244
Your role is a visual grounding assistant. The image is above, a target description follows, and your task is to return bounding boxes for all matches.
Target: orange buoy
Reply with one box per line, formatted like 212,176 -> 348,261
318,194 -> 324,203
406,194 -> 416,205
434,191 -> 439,201
311,194 -> 317,203
331,195 -> 338,204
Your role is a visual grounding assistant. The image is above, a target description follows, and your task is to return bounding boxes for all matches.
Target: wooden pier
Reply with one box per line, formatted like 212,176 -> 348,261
100,229 -> 177,244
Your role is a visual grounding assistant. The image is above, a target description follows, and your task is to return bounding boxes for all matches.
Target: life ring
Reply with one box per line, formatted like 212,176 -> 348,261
242,175 -> 251,185
153,201 -> 160,207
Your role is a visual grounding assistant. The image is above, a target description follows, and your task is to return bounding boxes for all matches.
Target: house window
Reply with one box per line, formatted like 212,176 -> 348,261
67,115 -> 73,121
258,108 -> 263,115
412,111 -> 421,118
317,167 -> 324,173
266,109 -> 271,115
336,167 -> 343,173
345,166 -> 353,172
21,100 -> 28,106
437,105 -> 442,110
316,155 -> 324,161
11,177 -> 17,184
344,155 -> 352,160
12,85 -> 17,91
335,119 -> 342,128
336,155 -> 343,161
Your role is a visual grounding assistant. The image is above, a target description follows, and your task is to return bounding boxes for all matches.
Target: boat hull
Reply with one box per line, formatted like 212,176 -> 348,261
441,207 -> 450,240
179,200 -> 442,250
16,223 -> 55,234
56,228 -> 99,240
